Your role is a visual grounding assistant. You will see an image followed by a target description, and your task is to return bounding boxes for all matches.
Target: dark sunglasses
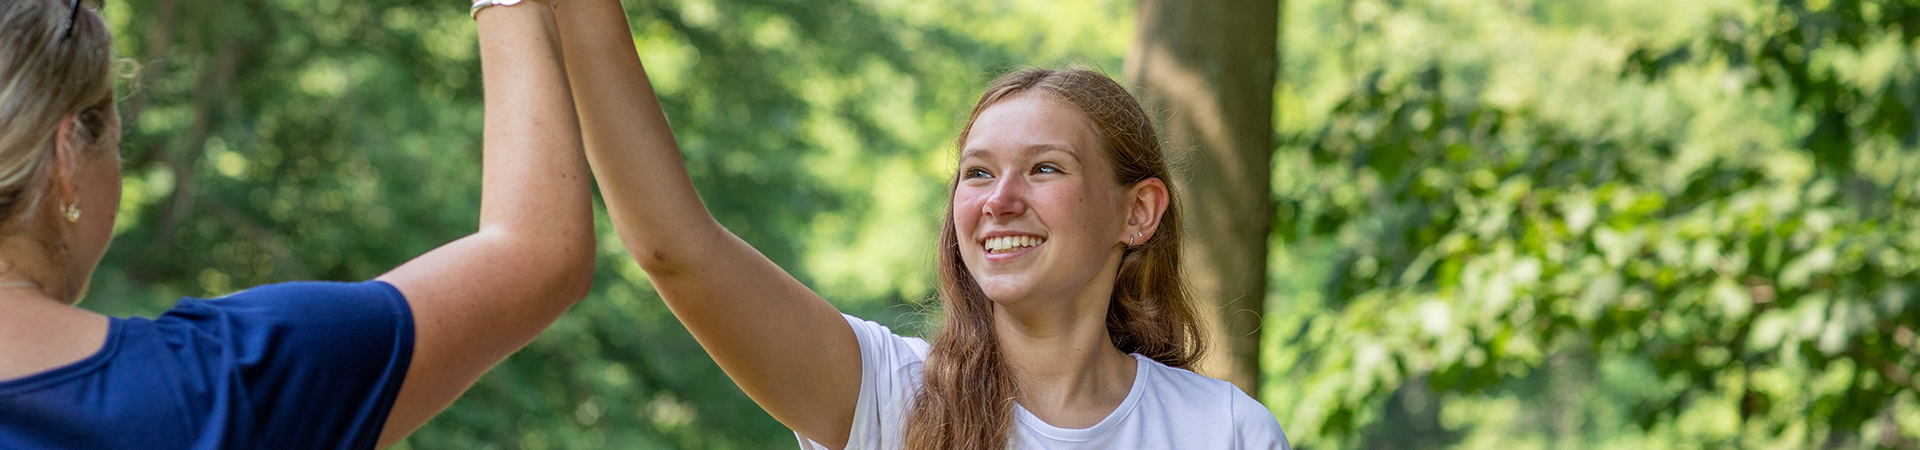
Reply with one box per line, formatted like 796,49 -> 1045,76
60,0 -> 83,41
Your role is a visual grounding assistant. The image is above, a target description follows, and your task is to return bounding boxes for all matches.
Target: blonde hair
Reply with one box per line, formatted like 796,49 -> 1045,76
0,0 -> 117,226
904,68 -> 1204,449
0,0 -> 117,298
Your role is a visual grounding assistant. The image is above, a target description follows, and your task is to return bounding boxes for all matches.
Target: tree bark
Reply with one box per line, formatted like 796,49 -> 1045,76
1125,0 -> 1280,395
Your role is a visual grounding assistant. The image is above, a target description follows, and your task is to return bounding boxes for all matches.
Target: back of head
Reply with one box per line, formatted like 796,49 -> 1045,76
0,0 -> 117,227
907,67 -> 1204,450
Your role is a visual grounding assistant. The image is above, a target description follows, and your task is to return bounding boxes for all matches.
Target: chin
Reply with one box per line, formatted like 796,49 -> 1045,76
974,276 -> 1037,305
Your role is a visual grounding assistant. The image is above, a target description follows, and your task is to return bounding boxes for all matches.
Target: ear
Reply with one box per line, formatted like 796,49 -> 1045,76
1120,177 -> 1170,246
48,115 -> 81,210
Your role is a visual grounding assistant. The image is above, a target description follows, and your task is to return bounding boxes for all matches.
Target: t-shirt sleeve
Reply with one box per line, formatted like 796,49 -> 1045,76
796,314 -> 928,450
1231,391 -> 1291,450
163,280 -> 414,450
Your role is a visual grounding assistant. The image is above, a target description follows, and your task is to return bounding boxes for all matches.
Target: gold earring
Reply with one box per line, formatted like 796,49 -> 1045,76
62,203 -> 80,223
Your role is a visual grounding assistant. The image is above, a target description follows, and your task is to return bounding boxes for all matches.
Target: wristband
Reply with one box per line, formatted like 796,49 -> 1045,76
472,0 -> 553,19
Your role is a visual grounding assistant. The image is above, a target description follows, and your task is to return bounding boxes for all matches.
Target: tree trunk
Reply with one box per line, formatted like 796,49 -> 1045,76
1125,0 -> 1280,395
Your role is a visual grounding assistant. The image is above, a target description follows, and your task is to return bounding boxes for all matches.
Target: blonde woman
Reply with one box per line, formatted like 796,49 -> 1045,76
0,0 -> 591,448
558,0 -> 1290,447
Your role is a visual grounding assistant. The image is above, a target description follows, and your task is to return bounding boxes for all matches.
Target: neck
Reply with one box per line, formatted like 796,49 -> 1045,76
0,274 -> 65,311
0,279 -> 63,309
995,308 -> 1135,405
990,251 -> 1136,428
0,229 -> 71,303
0,225 -> 108,382
0,274 -> 106,382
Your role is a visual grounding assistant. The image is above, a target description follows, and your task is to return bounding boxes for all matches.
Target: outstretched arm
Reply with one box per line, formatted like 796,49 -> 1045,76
373,1 -> 594,446
556,1 -> 861,447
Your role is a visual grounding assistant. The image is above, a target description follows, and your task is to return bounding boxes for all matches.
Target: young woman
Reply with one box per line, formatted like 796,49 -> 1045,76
558,1 -> 1290,448
0,0 -> 591,448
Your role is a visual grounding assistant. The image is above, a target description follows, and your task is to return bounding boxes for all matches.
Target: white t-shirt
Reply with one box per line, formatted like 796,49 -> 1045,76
798,314 -> 1291,449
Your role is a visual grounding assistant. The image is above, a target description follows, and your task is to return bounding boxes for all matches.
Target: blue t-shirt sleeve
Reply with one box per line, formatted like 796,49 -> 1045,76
163,280 -> 414,449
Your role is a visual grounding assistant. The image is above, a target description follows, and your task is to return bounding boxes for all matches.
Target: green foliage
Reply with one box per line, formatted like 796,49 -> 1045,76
1267,0 -> 1920,448
88,0 -> 1134,448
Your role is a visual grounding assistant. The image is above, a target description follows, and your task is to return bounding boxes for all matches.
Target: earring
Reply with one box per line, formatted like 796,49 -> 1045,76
1129,232 -> 1141,246
62,203 -> 80,223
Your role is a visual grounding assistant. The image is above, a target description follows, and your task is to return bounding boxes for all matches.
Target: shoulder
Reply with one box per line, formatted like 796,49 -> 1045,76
158,279 -> 412,364
199,280 -> 407,315
1133,354 -> 1237,407
825,314 -> 928,450
1227,388 -> 1289,450
839,314 -> 928,367
0,319 -> 212,448
837,313 -> 928,405
1132,356 -> 1290,450
159,281 -> 414,448
0,282 -> 417,449
159,281 -> 409,340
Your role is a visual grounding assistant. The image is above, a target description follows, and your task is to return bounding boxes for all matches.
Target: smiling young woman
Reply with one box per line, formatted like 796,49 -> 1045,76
907,68 -> 1243,449
558,0 -> 1290,447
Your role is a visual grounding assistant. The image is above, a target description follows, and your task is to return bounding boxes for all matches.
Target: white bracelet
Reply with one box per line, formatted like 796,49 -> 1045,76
472,0 -> 554,19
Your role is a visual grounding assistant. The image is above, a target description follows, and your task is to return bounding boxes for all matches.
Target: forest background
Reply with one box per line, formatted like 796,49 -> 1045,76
80,0 -> 1919,448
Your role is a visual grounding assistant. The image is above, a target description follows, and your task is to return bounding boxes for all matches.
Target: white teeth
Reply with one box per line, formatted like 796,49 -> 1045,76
983,236 -> 1044,253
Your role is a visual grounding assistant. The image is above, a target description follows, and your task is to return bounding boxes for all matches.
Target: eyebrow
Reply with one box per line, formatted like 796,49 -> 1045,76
959,144 -> 1082,163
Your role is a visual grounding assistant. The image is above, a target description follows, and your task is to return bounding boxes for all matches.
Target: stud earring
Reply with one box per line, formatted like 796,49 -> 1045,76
62,203 -> 80,223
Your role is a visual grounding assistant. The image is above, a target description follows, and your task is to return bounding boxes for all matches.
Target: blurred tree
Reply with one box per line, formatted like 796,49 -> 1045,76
1125,0 -> 1281,394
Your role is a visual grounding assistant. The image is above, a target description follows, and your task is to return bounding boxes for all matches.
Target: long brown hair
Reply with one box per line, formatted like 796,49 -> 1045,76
904,68 -> 1204,449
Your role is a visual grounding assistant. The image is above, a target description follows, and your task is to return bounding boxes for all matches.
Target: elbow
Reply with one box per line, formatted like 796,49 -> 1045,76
633,247 -> 681,276
627,230 -> 727,279
606,213 -> 727,279
512,228 -> 596,306
623,231 -> 702,278
553,237 -> 597,304
555,252 -> 595,304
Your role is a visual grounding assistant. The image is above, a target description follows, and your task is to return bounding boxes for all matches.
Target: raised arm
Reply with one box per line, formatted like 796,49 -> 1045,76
556,0 -> 861,447
372,1 -> 594,446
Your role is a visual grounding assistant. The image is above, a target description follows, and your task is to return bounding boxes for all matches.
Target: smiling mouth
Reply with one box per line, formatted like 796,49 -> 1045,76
983,235 -> 1045,254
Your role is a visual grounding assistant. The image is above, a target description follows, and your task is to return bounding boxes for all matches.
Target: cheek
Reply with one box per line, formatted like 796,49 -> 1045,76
1038,186 -> 1108,234
950,188 -> 986,233
79,158 -> 123,230
88,161 -> 122,203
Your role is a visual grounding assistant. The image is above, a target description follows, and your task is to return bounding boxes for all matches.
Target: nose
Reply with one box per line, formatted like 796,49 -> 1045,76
982,175 -> 1028,221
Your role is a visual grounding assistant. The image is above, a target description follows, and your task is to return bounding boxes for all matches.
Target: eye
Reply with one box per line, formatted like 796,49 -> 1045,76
962,167 -> 993,179
1032,163 -> 1064,175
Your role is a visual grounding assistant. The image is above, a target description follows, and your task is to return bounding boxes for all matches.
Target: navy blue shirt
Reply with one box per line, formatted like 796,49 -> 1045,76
0,281 -> 414,449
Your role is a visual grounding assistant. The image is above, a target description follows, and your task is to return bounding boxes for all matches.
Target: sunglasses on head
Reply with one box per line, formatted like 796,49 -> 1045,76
61,0 -> 83,41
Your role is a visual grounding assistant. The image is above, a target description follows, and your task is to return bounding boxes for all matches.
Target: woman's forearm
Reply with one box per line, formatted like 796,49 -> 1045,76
477,1 -> 593,253
373,3 -> 594,444
556,0 -> 724,273
553,2 -> 864,443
